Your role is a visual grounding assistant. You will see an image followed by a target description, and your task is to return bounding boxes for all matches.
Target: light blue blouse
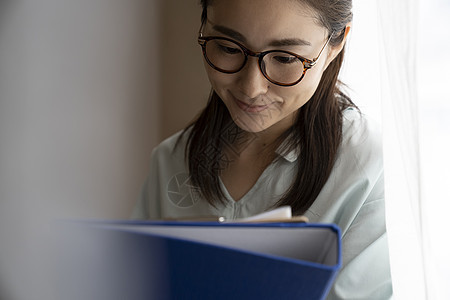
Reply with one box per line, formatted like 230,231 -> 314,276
132,109 -> 393,299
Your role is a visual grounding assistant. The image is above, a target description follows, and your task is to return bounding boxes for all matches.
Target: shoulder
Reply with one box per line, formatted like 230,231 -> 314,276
339,108 -> 383,175
306,109 -> 385,224
152,129 -> 190,160
342,108 -> 382,150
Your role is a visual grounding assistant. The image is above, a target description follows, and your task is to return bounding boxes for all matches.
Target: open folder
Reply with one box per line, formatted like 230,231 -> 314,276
55,219 -> 341,300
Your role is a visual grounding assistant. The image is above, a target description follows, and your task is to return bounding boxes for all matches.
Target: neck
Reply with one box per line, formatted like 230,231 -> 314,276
257,111 -> 295,146
232,114 -> 294,158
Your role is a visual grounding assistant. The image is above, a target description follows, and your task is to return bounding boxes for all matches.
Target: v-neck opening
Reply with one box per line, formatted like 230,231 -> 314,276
219,161 -> 276,204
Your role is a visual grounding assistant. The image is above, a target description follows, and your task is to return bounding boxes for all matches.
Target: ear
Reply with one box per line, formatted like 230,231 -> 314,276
323,22 -> 352,68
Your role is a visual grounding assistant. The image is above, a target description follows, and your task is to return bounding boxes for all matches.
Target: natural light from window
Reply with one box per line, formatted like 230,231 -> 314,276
342,1 -> 449,299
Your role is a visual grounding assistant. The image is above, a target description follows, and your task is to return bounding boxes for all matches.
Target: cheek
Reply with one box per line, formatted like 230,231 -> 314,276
291,66 -> 325,100
276,68 -> 324,107
204,62 -> 234,93
303,64 -> 325,90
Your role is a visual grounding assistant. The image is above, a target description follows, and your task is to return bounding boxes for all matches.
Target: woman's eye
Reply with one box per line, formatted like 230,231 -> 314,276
273,55 -> 298,64
218,45 -> 241,54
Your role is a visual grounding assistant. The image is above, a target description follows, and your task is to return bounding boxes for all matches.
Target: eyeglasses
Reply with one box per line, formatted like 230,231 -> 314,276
198,24 -> 334,87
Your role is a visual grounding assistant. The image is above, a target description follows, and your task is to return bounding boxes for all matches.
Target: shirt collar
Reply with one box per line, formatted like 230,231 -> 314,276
275,135 -> 299,163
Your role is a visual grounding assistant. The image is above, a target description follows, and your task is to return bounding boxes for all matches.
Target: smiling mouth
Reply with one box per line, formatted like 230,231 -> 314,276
232,95 -> 273,113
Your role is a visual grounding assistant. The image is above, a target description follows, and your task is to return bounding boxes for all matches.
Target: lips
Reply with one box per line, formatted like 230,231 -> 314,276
231,94 -> 272,113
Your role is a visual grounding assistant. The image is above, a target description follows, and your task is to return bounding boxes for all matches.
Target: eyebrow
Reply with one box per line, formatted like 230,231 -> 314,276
212,25 -> 247,43
211,24 -> 311,47
269,38 -> 311,47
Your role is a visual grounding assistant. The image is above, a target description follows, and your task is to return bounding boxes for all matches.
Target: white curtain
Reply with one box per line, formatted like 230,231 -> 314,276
377,0 -> 427,298
415,0 -> 450,299
377,0 -> 450,299
344,0 -> 450,299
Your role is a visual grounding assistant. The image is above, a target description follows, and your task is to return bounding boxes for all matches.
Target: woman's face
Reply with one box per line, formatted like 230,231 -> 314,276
203,0 -> 340,134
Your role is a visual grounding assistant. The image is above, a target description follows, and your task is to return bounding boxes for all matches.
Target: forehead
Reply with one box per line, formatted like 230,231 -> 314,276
206,0 -> 327,48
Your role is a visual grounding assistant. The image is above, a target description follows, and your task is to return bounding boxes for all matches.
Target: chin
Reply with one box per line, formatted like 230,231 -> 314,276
231,114 -> 272,133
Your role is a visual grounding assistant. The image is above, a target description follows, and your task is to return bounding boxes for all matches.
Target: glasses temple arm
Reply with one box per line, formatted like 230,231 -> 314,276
304,31 -> 335,69
198,21 -> 205,37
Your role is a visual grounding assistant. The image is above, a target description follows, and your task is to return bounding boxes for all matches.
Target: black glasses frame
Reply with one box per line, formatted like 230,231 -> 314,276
198,24 -> 334,87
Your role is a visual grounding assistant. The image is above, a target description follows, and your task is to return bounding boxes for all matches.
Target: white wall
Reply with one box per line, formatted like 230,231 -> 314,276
0,0 -> 160,298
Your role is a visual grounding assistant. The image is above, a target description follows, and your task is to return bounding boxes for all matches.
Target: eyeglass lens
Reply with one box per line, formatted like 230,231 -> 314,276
204,38 -> 305,85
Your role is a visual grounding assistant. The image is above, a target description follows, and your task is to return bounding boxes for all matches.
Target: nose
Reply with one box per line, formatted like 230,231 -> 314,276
236,57 -> 269,99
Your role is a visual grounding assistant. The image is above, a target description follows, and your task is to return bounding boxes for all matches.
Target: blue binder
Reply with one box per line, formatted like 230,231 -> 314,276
55,221 -> 341,300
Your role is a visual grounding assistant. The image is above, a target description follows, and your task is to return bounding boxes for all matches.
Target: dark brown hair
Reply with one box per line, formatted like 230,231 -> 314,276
180,0 -> 356,215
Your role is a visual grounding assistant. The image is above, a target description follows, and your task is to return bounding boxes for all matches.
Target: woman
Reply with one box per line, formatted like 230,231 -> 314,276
133,0 -> 392,298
